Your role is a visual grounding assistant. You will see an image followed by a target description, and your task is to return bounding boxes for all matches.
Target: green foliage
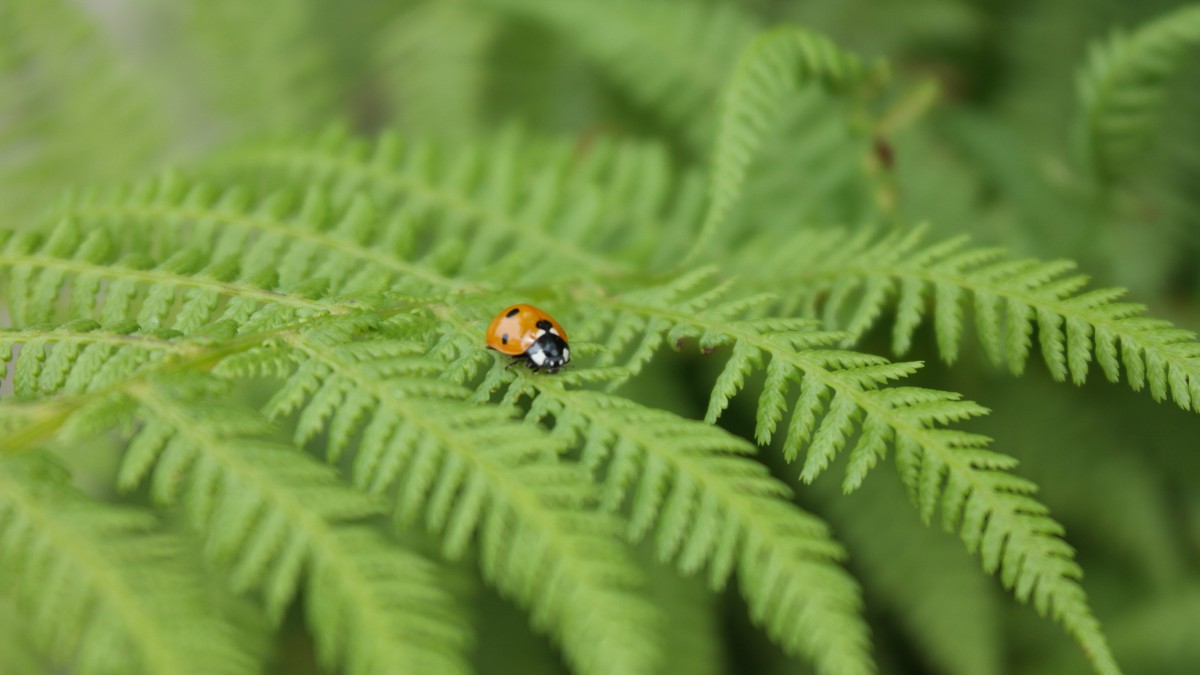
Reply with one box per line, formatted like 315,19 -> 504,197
496,374 -> 872,675
0,452 -> 257,675
2,2 -> 1199,675
1076,3 -> 1200,181
478,0 -> 762,150
0,599 -> 52,675
594,293 -> 1122,674
812,472 -> 1003,675
375,1 -> 498,136
747,224 -> 1200,413
248,316 -> 663,675
694,26 -> 883,262
0,0 -> 169,222
117,377 -> 471,675
175,0 -> 338,139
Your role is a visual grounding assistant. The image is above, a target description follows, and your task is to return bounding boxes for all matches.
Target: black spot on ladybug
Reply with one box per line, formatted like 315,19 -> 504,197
536,319 -> 553,330
501,333 -> 509,345
506,307 -> 520,318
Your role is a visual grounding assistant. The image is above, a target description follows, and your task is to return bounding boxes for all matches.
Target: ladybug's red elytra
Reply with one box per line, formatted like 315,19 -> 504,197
485,304 -> 570,372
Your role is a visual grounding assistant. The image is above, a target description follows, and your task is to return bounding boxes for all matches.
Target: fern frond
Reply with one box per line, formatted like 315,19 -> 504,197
212,128 -> 609,276
0,451 -> 258,675
764,225 -> 1200,413
594,293 -> 1121,675
208,127 -> 710,280
0,217 -> 349,331
1076,4 -> 1200,181
495,376 -> 875,675
477,0 -> 759,150
245,315 -> 663,675
110,377 -> 473,675
692,26 -> 881,262
0,321 -> 191,398
62,173 -> 465,293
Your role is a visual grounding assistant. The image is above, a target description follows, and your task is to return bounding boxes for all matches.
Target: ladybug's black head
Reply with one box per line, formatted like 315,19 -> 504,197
524,332 -> 570,372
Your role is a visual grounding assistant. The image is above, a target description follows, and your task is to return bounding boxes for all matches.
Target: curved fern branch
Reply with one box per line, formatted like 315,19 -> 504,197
591,291 -> 1121,675
111,378 -> 472,675
0,452 -> 258,675
763,225 -> 1200,412
1076,3 -> 1200,181
232,315 -> 663,675
494,374 -> 875,675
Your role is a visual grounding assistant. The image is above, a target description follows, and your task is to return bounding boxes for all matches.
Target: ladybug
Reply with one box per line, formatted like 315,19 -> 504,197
485,304 -> 571,372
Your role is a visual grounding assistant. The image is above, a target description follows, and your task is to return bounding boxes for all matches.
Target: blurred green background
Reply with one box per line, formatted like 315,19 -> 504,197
3,0 -> 1200,674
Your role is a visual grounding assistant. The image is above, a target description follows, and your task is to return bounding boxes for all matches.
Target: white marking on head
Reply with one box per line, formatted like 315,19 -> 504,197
562,348 -> 570,362
534,329 -> 547,339
549,327 -> 560,336
529,350 -> 548,366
